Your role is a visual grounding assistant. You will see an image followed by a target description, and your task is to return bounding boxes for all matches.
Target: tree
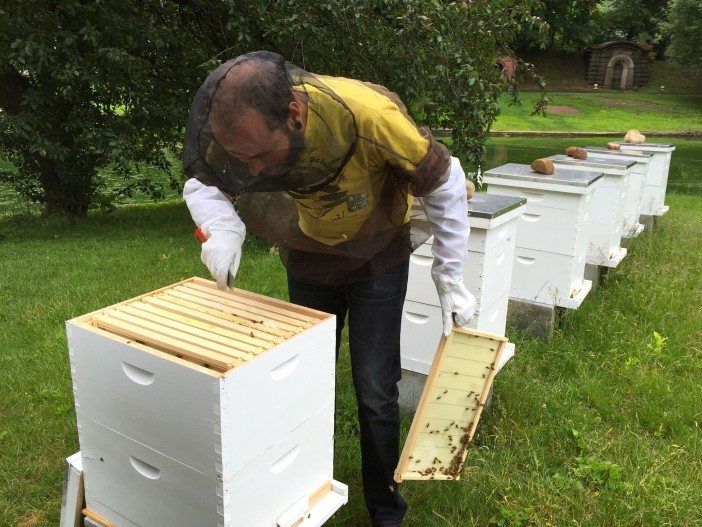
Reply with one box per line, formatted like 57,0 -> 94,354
0,1 -> 216,216
514,0 -> 599,51
589,0 -> 669,44
661,0 -> 702,69
0,1 -> 545,217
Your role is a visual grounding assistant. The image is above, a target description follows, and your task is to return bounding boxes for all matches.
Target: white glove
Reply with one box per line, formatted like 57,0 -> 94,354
434,275 -> 476,336
201,219 -> 245,289
183,178 -> 246,290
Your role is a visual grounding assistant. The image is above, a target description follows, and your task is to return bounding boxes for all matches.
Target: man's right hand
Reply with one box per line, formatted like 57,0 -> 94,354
200,219 -> 245,289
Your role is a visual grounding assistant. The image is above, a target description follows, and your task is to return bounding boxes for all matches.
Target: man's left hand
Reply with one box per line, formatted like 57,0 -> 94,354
434,275 -> 476,336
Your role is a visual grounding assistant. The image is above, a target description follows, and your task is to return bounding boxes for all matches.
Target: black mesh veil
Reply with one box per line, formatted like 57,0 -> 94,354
183,51 -> 451,284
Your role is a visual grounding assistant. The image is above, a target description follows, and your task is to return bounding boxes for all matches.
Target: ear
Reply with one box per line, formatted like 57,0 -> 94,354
287,101 -> 303,130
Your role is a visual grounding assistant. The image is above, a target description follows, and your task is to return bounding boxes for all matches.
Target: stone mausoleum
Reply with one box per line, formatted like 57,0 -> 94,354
584,41 -> 650,90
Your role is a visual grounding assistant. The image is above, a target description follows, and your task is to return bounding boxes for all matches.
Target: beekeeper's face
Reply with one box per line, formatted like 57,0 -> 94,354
212,102 -> 306,178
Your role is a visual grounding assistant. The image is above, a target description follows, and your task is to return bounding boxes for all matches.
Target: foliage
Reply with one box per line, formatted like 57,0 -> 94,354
514,0 -> 599,51
573,456 -> 623,488
0,1 -> 219,217
0,0 -> 547,217
586,0 -> 669,46
646,330 -> 669,357
490,503 -> 534,526
661,0 -> 702,69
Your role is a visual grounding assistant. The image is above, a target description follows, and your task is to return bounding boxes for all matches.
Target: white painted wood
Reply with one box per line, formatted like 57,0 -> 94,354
485,183 -> 593,211
510,245 -> 588,307
82,419 -> 221,527
296,481 -> 349,527
400,294 -> 509,374
224,405 -> 335,526
407,239 -> 515,311
485,169 -> 598,309
548,162 -> 628,266
583,150 -> 649,238
68,280 -> 344,527
419,216 -> 518,254
618,145 -> 674,215
68,322 -> 221,477
219,319 -> 336,476
82,406 -> 335,527
60,453 -> 84,527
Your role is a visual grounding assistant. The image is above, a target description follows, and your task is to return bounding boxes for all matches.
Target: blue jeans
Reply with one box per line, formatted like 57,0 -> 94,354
287,258 -> 409,527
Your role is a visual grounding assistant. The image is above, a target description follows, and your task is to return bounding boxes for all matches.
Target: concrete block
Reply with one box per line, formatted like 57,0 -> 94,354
507,298 -> 562,340
398,369 -> 426,414
639,213 -> 659,231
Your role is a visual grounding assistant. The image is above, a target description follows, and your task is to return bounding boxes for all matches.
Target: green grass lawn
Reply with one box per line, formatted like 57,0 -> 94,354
494,92 -> 702,134
1,150 -> 701,526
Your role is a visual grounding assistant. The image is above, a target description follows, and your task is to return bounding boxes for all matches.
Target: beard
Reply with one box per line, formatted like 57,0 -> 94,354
258,126 -> 306,178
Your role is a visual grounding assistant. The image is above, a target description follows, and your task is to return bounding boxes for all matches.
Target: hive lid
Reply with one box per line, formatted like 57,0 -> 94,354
584,146 -> 653,159
615,141 -> 675,151
71,277 -> 329,373
483,163 -> 603,187
467,194 -> 526,219
549,154 -> 636,170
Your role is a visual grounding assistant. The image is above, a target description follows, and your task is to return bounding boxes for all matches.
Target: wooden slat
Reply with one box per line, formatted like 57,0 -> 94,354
185,281 -> 318,325
173,286 -> 306,331
126,302 -> 267,354
118,304 -> 262,356
164,290 -> 298,336
191,276 -> 329,321
92,314 -> 233,371
83,508 -> 115,527
152,293 -> 287,342
105,310 -> 252,362
394,328 -> 508,483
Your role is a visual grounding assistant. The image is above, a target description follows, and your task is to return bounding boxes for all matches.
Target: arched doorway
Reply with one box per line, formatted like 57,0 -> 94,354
604,54 -> 635,89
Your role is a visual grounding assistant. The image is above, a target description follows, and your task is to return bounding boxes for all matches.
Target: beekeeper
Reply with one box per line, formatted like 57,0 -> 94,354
182,51 -> 474,527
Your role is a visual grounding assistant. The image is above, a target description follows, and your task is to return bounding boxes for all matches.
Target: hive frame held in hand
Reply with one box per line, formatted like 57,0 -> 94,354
395,327 -> 508,482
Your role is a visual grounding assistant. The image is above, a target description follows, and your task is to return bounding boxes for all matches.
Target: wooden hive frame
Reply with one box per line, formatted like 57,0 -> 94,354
395,327 -> 508,482
69,277 -> 330,375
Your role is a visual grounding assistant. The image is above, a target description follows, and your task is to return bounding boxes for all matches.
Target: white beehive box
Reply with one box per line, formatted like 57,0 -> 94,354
67,277 -> 347,527
615,142 -> 676,216
401,194 -> 525,374
483,163 -> 603,309
584,147 -> 652,237
549,154 -> 632,267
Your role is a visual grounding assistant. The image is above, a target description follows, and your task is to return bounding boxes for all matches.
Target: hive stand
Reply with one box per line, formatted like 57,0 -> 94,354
398,194 -> 525,411
583,146 -> 653,241
483,163 -> 603,314
67,277 -> 347,527
549,154 -> 634,287
615,142 -> 675,222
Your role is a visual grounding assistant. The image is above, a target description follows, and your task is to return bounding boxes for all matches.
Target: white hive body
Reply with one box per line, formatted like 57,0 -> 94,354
584,147 -> 652,237
549,154 -> 632,267
402,194 -> 525,374
483,163 -> 603,309
67,277 -> 346,527
615,142 -> 675,216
